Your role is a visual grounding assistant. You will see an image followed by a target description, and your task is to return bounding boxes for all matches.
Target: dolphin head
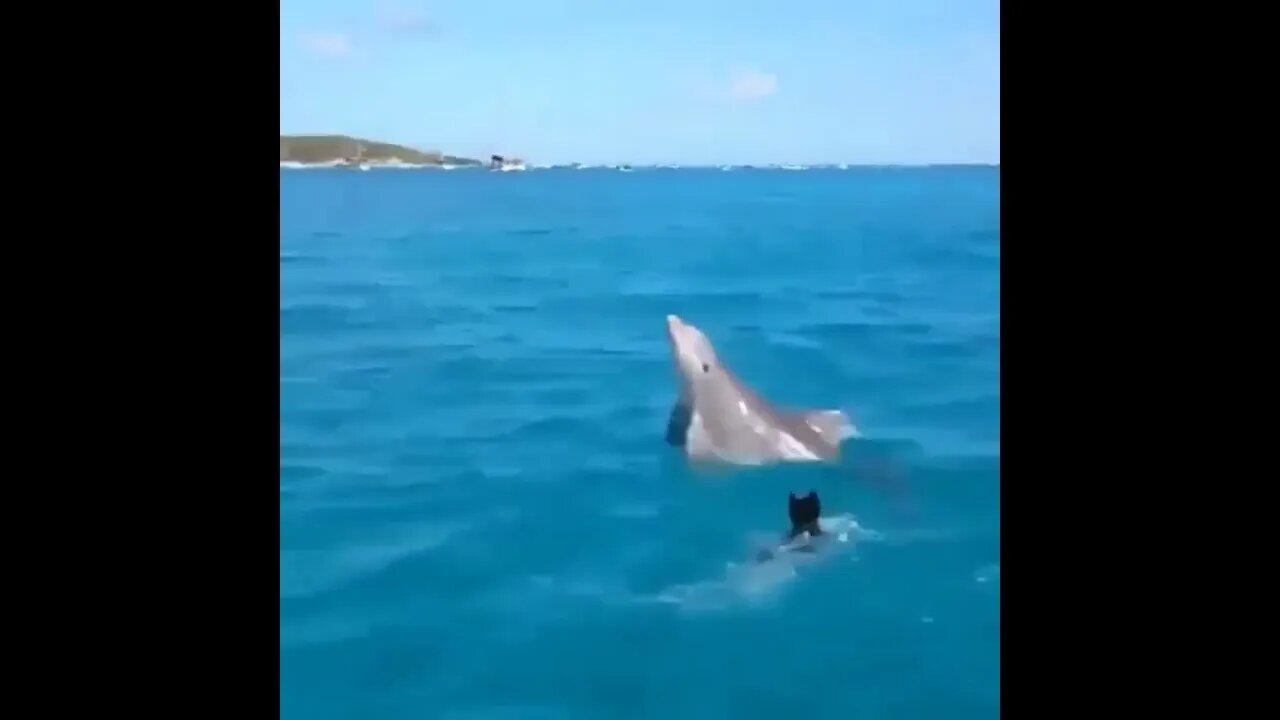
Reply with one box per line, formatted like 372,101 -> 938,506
665,315 -> 721,390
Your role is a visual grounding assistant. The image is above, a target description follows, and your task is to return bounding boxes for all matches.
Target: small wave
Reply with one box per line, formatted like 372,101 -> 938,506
280,252 -> 324,266
606,503 -> 661,520
872,528 -> 964,546
280,520 -> 469,601
442,705 -> 573,720
974,563 -> 1000,584
651,560 -> 799,611
492,303 -> 539,314
799,320 -> 935,341
280,611 -> 379,650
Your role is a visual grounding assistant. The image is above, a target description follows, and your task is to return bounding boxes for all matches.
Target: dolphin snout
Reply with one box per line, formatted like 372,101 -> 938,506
666,315 -> 685,344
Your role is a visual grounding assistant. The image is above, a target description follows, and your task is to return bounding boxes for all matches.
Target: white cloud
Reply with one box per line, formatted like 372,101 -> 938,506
378,3 -> 438,35
300,31 -> 351,58
728,70 -> 778,102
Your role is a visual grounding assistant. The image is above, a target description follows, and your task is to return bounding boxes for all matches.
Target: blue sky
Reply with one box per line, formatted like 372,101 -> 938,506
280,0 -> 999,166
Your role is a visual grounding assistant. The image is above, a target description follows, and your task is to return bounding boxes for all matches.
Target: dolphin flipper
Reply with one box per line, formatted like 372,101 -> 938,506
665,401 -> 693,446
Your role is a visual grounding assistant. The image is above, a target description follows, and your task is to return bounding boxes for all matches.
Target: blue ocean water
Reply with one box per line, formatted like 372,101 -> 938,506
280,166 -> 1000,720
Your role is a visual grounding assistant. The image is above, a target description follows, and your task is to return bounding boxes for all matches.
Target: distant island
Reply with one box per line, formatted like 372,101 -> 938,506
280,137 -> 996,171
280,135 -> 484,168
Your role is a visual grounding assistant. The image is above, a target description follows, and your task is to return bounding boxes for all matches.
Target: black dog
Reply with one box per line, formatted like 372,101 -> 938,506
787,491 -> 824,540
755,491 -> 825,563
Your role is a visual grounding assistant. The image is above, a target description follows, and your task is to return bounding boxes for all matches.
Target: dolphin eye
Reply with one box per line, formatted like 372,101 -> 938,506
701,363 -> 710,373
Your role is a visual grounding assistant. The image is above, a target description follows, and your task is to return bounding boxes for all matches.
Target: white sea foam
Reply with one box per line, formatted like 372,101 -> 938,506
643,514 -> 879,612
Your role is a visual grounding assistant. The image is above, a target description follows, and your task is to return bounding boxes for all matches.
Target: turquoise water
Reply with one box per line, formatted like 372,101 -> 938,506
280,167 -> 1000,720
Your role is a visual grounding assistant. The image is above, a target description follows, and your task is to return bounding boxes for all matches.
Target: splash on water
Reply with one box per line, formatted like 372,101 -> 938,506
648,514 -> 881,612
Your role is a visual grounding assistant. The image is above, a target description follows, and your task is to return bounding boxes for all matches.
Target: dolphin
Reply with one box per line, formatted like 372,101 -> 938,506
663,314 -> 857,465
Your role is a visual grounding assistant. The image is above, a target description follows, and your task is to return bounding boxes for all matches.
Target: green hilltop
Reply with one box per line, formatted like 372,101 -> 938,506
279,135 -> 481,166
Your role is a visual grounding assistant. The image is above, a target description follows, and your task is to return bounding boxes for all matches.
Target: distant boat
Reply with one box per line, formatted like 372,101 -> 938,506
491,154 -> 527,171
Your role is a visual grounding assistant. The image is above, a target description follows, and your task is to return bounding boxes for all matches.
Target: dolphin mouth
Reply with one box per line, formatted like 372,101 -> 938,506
665,314 -> 682,344
665,315 -> 693,402
665,315 -> 690,375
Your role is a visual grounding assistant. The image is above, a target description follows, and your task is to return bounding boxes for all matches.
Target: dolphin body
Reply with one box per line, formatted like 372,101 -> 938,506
663,314 -> 857,465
